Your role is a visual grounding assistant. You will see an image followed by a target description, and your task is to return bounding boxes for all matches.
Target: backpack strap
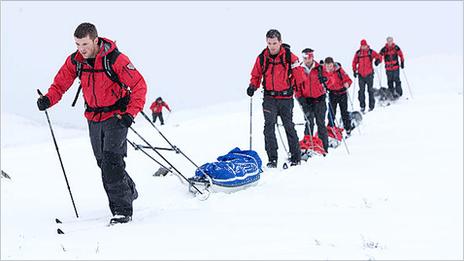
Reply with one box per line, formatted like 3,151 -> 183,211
71,51 -> 82,107
102,48 -> 129,92
258,49 -> 269,88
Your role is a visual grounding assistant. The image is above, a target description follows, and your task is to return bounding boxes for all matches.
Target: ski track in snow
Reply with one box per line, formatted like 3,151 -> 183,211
1,56 -> 463,259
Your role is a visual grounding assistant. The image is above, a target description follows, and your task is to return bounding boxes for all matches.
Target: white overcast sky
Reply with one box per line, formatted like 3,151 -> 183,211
1,1 -> 462,127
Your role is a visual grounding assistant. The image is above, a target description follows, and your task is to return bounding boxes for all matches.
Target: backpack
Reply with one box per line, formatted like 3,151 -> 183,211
70,47 -> 130,111
356,48 -> 373,62
258,45 -> 293,89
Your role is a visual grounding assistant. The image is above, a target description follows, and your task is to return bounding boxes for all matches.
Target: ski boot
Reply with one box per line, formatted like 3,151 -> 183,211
110,215 -> 132,225
266,160 -> 278,168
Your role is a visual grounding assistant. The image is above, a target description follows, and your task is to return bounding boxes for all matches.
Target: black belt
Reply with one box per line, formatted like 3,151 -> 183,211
264,88 -> 293,97
86,95 -> 130,113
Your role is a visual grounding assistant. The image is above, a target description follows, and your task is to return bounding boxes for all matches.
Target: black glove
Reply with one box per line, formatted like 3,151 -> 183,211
37,95 -> 51,111
353,71 -> 358,78
400,61 -> 404,69
247,85 -> 256,97
374,59 -> 380,66
119,113 -> 134,128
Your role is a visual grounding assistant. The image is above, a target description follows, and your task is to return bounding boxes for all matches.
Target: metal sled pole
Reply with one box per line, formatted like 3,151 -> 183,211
326,95 -> 351,155
276,119 -> 290,159
139,111 -> 212,183
37,89 -> 79,218
127,139 -> 175,174
126,122 -> 204,195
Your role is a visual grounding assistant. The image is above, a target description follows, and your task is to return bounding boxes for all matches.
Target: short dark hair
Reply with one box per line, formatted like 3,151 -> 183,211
74,22 -> 98,40
266,29 -> 281,41
302,48 -> 314,54
324,57 -> 334,64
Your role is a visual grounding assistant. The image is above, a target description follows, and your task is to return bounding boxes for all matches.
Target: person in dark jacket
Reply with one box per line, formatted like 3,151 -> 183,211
295,48 -> 329,153
36,23 -> 147,224
150,97 -> 171,125
247,29 -> 304,168
379,36 -> 405,99
352,39 -> 382,112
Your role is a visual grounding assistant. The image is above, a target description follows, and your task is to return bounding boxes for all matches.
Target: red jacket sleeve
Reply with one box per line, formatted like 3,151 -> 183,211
372,50 -> 382,63
113,53 -> 147,118
249,56 -> 263,89
290,53 -> 304,86
163,102 -> 171,111
45,55 -> 78,107
352,52 -> 359,72
397,48 -> 405,62
340,67 -> 352,87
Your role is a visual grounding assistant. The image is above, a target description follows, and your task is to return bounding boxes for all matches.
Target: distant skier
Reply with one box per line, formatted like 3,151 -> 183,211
295,48 -> 329,153
324,57 -> 354,134
352,39 -> 382,112
36,23 -> 147,224
246,29 -> 304,168
379,36 -> 405,99
150,97 -> 171,125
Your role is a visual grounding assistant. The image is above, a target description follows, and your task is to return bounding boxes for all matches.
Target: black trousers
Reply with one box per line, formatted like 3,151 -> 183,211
358,74 -> 375,109
386,69 -> 402,97
297,96 -> 329,152
263,96 -> 300,162
328,92 -> 352,131
88,117 -> 137,217
152,112 -> 164,125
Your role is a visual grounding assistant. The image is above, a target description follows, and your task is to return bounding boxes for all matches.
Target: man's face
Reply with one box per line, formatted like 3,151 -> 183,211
303,56 -> 313,67
75,35 -> 99,59
387,37 -> 394,46
266,37 -> 282,55
326,63 -> 334,72
361,45 -> 368,50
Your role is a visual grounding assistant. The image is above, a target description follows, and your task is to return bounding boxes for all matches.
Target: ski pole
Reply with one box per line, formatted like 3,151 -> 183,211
249,97 -> 253,150
124,120 -> 204,195
37,89 -> 79,218
401,69 -> 414,99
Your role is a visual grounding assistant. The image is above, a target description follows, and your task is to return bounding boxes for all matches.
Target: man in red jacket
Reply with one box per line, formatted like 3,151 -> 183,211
150,97 -> 171,125
379,36 -> 405,99
324,57 -> 354,134
352,39 -> 382,112
247,29 -> 303,168
295,48 -> 329,153
36,23 -> 147,224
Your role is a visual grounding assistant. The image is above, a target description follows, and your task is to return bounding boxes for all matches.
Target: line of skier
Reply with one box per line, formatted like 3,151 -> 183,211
34,23 -> 406,224
247,29 -> 405,168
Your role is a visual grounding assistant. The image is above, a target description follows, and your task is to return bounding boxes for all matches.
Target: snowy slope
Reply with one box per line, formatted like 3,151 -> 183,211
1,55 -> 462,260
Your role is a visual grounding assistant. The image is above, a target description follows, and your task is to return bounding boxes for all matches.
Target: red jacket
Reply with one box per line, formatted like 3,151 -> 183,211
44,37 -> 147,122
249,47 -> 304,99
352,46 -> 381,77
150,101 -> 170,113
296,61 -> 326,99
325,63 -> 352,94
379,43 -> 404,71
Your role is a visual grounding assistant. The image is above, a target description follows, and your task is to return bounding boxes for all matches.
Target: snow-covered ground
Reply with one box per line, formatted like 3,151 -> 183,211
1,55 -> 462,259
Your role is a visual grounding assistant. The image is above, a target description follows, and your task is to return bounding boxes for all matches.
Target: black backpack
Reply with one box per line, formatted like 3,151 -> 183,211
356,48 -> 373,62
70,47 -> 129,109
258,45 -> 293,89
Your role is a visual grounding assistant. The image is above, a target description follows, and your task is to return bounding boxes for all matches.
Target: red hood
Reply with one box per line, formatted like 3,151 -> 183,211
384,43 -> 396,50
74,37 -> 117,63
